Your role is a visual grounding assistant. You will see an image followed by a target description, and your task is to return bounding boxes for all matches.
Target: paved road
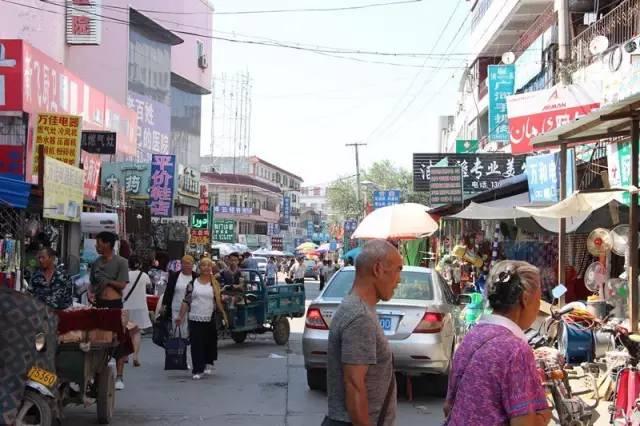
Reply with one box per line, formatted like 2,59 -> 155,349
62,280 -> 446,425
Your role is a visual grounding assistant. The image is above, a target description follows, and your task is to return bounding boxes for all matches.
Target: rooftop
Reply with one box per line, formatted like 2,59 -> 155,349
200,172 -> 282,194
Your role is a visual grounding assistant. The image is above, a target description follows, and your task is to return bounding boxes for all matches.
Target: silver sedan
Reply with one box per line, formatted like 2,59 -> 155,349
302,265 -> 461,395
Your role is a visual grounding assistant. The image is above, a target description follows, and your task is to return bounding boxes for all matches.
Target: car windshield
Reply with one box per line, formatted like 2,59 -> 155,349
323,270 -> 435,300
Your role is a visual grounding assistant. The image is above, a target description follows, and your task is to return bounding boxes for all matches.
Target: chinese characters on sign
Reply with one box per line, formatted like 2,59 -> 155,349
413,153 -> 525,194
101,162 -> 151,198
178,165 -> 200,196
214,206 -> 254,215
199,184 -> 209,213
43,156 -> 83,222
525,151 -> 576,203
271,236 -> 283,251
488,64 -> 515,142
372,190 -> 401,209
429,167 -> 463,205
281,196 -> 291,226
190,229 -> 210,246
33,113 -> 82,176
81,151 -> 101,200
212,219 -> 236,243
127,91 -> 170,163
81,131 -> 116,154
150,154 -> 175,217
65,0 -> 102,45
307,221 -> 314,238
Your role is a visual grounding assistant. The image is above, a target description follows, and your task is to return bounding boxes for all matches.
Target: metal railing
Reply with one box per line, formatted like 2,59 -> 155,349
572,0 -> 640,65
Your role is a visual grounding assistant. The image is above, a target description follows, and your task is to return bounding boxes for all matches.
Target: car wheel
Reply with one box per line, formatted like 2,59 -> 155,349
231,331 -> 247,344
306,368 -> 327,391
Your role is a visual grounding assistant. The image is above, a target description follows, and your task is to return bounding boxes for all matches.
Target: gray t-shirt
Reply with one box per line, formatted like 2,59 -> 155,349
327,293 -> 396,425
90,255 -> 129,297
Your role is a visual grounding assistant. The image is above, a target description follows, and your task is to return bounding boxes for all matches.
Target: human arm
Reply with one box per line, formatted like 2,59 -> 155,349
213,280 -> 229,327
107,258 -> 130,291
343,364 -> 371,426
175,281 -> 194,326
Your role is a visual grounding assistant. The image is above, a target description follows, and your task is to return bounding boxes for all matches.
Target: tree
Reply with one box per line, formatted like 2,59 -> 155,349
327,177 -> 360,223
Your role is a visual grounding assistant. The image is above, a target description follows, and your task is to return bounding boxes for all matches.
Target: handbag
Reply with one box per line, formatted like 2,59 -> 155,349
152,316 -> 171,348
164,327 -> 189,370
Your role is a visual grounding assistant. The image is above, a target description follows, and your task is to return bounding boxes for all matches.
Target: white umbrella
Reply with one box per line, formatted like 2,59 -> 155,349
352,203 -> 438,240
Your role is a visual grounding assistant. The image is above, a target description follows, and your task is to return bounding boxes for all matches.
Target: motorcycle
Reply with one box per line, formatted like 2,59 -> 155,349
0,287 -> 59,425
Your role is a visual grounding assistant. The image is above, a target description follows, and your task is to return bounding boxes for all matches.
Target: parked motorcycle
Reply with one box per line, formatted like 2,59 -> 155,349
0,287 -> 59,425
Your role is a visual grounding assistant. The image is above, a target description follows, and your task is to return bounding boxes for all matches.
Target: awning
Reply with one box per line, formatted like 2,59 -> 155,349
0,176 -> 30,209
516,189 -> 633,218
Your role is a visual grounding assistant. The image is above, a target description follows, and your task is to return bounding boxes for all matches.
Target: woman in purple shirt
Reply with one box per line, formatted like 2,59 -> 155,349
444,260 -> 551,426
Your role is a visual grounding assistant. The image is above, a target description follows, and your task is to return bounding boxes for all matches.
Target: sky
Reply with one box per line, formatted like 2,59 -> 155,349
201,0 -> 470,186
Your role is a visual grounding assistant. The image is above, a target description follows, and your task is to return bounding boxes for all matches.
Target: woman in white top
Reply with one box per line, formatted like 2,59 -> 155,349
161,255 -> 197,338
176,258 -> 228,380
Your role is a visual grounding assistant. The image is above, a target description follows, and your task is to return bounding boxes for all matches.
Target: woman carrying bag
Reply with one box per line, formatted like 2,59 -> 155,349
175,257 -> 228,380
161,255 -> 198,337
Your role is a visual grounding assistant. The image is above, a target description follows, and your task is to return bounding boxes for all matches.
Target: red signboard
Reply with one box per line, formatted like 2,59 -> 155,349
507,84 -> 600,155
81,151 -> 101,200
0,145 -> 24,179
199,184 -> 209,213
0,40 -> 23,112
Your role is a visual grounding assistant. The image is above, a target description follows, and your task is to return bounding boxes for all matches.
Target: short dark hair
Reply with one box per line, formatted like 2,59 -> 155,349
39,247 -> 57,258
128,254 -> 141,270
96,231 -> 117,248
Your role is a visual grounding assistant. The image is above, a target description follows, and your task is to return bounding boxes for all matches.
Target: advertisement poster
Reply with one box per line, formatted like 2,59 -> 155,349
212,219 -> 235,243
33,113 -> 82,176
488,64 -> 515,141
43,156 -> 83,222
127,92 -> 170,163
150,154 -> 176,217
429,167 -> 463,205
101,162 -> 151,198
81,151 -> 101,200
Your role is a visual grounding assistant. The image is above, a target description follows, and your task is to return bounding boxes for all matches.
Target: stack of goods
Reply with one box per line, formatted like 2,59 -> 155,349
56,306 -> 125,345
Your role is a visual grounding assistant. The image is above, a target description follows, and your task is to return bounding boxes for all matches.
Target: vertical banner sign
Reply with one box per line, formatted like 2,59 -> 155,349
199,184 -> 209,213
429,166 -> 463,205
212,219 -> 235,243
281,196 -> 291,226
150,154 -> 176,217
33,113 -> 82,176
65,0 -> 103,45
81,151 -> 101,200
307,221 -> 314,238
525,151 -> 576,203
43,156 -> 83,222
488,64 -> 515,142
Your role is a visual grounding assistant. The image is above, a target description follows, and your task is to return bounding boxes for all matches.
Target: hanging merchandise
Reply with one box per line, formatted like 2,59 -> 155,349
452,245 -> 484,268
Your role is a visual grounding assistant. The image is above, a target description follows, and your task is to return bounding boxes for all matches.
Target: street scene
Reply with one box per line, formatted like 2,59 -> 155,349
3,0 -> 640,425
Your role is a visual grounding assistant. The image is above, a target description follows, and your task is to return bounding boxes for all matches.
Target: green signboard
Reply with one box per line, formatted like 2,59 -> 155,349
455,139 -> 478,153
191,213 -> 209,230
212,219 -> 235,243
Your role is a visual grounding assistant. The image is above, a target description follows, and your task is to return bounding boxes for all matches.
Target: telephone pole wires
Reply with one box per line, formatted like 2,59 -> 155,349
345,142 -> 367,219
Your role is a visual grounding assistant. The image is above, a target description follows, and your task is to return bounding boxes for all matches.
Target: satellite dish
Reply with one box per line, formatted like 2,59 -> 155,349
584,261 -> 606,293
502,51 -> 516,65
589,35 -> 610,56
587,228 -> 613,257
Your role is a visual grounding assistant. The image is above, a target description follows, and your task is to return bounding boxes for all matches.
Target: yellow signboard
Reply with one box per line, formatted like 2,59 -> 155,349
43,156 -> 83,222
33,113 -> 82,176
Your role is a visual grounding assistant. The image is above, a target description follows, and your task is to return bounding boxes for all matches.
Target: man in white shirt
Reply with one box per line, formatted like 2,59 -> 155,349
289,257 -> 306,284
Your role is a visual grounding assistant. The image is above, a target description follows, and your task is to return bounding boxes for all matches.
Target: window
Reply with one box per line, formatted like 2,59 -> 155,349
324,270 -> 435,300
283,176 -> 288,186
291,194 -> 297,202
230,195 -> 238,207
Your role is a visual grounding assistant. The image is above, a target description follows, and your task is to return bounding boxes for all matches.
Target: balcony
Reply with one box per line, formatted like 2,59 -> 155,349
572,0 -> 640,66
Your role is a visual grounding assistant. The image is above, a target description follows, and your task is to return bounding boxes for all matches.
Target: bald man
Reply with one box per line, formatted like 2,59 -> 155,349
324,239 -> 402,426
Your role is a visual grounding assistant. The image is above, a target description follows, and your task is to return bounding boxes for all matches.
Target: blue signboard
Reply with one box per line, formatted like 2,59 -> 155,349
344,219 -> 358,234
307,221 -> 314,238
526,151 -> 575,203
101,162 -> 151,198
150,154 -> 176,217
281,196 -> 291,226
488,64 -> 515,142
372,190 -> 402,209
330,240 -> 337,251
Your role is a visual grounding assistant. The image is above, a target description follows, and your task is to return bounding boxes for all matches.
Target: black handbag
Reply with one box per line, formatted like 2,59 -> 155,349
164,327 -> 189,371
152,316 -> 171,348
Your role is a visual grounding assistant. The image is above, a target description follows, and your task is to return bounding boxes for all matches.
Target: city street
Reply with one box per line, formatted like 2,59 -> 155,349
63,280 -> 446,426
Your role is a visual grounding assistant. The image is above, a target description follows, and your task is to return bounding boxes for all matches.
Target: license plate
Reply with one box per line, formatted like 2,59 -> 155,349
27,366 -> 57,387
379,316 -> 393,331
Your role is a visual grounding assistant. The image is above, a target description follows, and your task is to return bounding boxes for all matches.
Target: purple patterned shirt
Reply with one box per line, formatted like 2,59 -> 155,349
445,317 -> 548,426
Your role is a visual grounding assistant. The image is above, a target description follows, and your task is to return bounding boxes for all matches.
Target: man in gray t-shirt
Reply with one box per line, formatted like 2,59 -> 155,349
90,232 -> 129,309
325,240 -> 403,426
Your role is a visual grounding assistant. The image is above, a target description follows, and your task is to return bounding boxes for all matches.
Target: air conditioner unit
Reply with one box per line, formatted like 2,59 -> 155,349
198,54 -> 208,69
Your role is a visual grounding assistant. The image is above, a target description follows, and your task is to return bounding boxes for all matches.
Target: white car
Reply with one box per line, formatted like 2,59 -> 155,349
302,266 -> 460,395
254,256 -> 268,274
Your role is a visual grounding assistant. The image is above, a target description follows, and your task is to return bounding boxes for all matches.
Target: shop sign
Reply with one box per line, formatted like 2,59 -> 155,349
81,151 -> 101,200
80,212 -> 118,234
525,151 -> 575,203
271,236 -> 283,250
372,190 -> 401,209
212,219 -> 235,243
488,64 -> 515,142
0,145 -> 24,179
43,156 -> 83,222
281,196 -> 291,226
101,162 -> 150,198
306,221 -> 314,238
506,83 -> 600,154
245,234 -> 259,247
33,113 -> 82,176
214,205 -> 255,215
81,131 -> 116,154
608,141 -> 640,205
190,229 -> 210,246
267,223 -> 280,236
455,139 -> 478,154
191,213 -> 209,230
127,91 -> 170,163
66,0 -> 102,45
151,216 -> 189,226
199,184 -> 209,213
413,153 -> 525,193
343,219 -> 358,234
177,165 -> 200,196
429,166 -> 463,205
150,154 -> 175,217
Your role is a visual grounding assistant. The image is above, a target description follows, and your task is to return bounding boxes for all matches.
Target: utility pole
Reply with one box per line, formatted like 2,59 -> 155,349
345,143 -> 367,219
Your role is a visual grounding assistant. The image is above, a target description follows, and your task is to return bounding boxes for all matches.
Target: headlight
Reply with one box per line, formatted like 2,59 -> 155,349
35,333 -> 46,352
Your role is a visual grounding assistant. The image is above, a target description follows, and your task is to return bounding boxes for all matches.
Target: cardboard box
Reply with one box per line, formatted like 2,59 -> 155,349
88,329 -> 114,344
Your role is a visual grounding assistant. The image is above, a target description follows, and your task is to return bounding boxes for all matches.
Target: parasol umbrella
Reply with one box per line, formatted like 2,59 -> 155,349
352,203 -> 438,240
296,241 -> 318,251
342,247 -> 362,261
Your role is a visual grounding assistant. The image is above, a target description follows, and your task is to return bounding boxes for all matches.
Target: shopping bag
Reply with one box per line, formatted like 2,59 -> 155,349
164,328 -> 189,371
152,316 -> 171,348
